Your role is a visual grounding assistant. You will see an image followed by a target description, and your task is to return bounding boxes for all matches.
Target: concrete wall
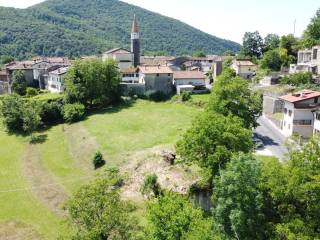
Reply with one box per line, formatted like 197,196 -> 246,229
174,78 -> 205,86
263,95 -> 284,115
143,73 -> 173,94
120,83 -> 145,96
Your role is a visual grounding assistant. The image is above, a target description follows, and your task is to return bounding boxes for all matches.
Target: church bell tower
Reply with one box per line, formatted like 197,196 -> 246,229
131,14 -> 140,67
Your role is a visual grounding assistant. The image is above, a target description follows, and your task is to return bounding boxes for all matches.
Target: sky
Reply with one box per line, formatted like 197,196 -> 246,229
0,0 -> 319,43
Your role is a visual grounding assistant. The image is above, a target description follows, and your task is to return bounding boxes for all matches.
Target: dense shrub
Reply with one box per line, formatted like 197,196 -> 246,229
39,100 -> 64,124
93,151 -> 105,169
141,174 -> 162,198
144,90 -> 170,102
0,94 -> 25,132
26,87 -> 39,97
281,72 -> 314,86
63,103 -> 85,123
181,91 -> 192,102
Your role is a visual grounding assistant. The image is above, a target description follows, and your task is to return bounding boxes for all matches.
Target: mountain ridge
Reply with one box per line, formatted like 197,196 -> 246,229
0,0 -> 241,59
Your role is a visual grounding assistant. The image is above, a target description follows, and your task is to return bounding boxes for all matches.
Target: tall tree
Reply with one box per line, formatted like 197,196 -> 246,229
213,153 -> 268,240
147,191 -> 217,240
208,68 -> 262,128
11,70 -> 27,96
264,34 -> 280,52
260,49 -> 282,71
241,31 -> 264,57
280,34 -> 298,57
64,59 -> 121,108
303,8 -> 320,48
176,110 -> 253,178
66,169 -> 141,240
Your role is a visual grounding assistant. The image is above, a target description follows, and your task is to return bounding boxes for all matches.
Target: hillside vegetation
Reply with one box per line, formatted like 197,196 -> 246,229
0,0 -> 240,59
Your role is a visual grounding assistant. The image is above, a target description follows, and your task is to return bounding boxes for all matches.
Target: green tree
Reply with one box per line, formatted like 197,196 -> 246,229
192,51 -> 206,57
264,34 -> 280,52
208,68 -> 262,128
22,101 -> 42,136
241,31 -> 264,57
0,55 -> 14,64
147,191 -> 217,240
260,49 -> 282,71
280,34 -> 298,57
0,94 -> 24,132
261,137 -> 320,239
141,174 -> 162,198
66,169 -> 140,240
176,111 -> 253,178
64,59 -> 121,108
213,153 -> 268,240
302,8 -> 320,48
11,70 -> 27,96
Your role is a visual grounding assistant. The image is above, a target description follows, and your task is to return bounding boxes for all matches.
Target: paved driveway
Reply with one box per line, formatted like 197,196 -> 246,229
254,116 -> 289,161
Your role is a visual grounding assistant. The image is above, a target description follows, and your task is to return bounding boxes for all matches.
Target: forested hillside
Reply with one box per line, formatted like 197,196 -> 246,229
0,0 -> 240,59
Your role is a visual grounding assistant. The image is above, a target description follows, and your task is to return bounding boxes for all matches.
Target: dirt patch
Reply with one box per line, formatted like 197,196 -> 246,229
63,123 -> 100,171
21,144 -> 68,216
0,221 -> 42,240
121,146 -> 199,201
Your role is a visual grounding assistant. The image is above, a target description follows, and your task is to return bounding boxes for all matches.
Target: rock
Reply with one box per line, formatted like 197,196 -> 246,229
162,151 -> 176,165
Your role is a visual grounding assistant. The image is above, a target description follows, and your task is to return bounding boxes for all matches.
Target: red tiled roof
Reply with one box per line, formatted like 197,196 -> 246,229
279,90 -> 320,103
173,71 -> 205,79
139,66 -> 173,74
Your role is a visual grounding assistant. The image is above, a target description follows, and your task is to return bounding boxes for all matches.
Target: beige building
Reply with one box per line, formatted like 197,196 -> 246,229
279,90 -> 320,138
102,48 -> 134,71
139,66 -> 173,94
231,60 -> 257,79
290,45 -> 320,75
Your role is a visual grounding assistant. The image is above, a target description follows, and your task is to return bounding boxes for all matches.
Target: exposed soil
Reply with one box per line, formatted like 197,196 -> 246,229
121,146 -> 199,201
0,221 -> 42,240
21,144 -> 68,216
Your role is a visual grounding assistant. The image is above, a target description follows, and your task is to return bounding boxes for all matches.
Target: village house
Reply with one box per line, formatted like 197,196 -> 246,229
279,90 -> 320,138
102,48 -> 134,71
139,66 -> 173,94
290,45 -> 320,75
173,71 -> 206,95
231,59 -> 257,79
44,67 -> 69,93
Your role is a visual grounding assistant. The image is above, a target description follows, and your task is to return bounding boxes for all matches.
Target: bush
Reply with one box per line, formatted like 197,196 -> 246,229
281,72 -> 313,86
63,103 -> 85,123
39,99 -> 64,124
144,90 -> 170,102
141,174 -> 162,198
26,87 -> 39,97
93,151 -> 105,169
181,91 -> 192,102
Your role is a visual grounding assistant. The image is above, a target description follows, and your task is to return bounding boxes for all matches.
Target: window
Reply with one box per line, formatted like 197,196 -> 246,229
316,113 -> 320,121
168,73 -> 171,76
313,49 -> 318,60
315,98 -> 319,104
156,74 -> 160,77
284,108 -> 288,114
293,120 -> 312,125
288,110 -> 292,117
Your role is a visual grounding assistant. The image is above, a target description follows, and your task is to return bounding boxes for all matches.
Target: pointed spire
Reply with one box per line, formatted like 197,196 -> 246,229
131,14 -> 139,33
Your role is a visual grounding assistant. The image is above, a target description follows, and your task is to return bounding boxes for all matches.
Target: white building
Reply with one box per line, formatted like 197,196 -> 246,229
313,111 -> 320,135
173,71 -> 206,94
102,48 -> 134,71
279,90 -> 320,138
231,60 -> 257,79
45,67 -> 69,93
290,45 -> 320,75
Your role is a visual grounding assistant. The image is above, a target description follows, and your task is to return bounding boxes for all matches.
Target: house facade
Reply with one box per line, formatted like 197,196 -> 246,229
290,45 -> 320,75
45,67 -> 69,93
139,66 -> 173,94
279,90 -> 320,138
102,48 -> 134,71
231,60 -> 257,79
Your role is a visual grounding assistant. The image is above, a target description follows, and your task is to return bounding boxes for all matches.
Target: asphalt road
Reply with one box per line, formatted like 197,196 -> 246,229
254,116 -> 289,161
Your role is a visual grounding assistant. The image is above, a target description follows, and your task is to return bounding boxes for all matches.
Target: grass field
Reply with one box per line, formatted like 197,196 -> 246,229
0,99 -> 202,239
